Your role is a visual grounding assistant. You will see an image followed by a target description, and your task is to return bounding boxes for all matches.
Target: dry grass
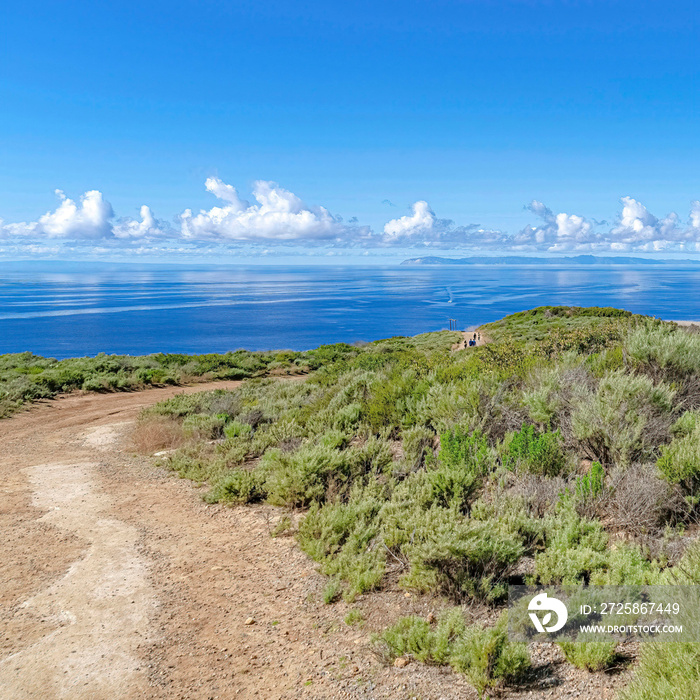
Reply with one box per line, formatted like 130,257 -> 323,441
577,463 -> 688,537
131,415 -> 185,454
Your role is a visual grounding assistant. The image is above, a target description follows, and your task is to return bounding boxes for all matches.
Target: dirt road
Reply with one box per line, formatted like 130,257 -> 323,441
0,384 -> 630,699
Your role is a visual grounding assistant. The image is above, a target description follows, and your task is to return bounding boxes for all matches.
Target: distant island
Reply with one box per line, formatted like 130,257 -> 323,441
401,255 -> 699,266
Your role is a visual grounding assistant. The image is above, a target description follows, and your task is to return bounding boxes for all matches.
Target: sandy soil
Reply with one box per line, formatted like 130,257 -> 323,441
0,383 -> 634,699
452,329 -> 490,351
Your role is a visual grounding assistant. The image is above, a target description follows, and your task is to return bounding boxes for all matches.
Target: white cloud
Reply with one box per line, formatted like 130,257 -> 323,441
180,179 -> 369,243
516,197 -> 700,252
3,181 -> 700,255
516,200 -> 597,250
383,201 -> 436,242
610,196 -> 680,246
113,205 -> 171,239
381,200 -> 510,248
37,189 -> 114,239
0,189 -> 170,241
204,177 -> 249,208
690,201 -> 700,231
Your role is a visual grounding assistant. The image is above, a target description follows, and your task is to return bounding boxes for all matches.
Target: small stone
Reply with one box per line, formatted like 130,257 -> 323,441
244,617 -> 255,625
394,657 -> 410,668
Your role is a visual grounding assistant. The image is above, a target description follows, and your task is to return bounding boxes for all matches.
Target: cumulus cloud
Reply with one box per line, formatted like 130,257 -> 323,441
37,189 -> 114,239
180,179 -> 370,243
204,177 -> 249,208
514,197 -> 700,252
516,200 -> 598,250
0,189 -> 170,241
383,201 -> 436,242
113,205 -> 171,239
3,180 -> 700,255
381,200 -> 510,248
609,196 -> 680,249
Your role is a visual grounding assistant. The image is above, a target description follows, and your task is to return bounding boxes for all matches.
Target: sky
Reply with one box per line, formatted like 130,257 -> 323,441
1,0 -> 698,262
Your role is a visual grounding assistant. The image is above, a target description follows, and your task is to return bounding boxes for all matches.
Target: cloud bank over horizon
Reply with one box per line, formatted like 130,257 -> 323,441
2,178 -> 700,258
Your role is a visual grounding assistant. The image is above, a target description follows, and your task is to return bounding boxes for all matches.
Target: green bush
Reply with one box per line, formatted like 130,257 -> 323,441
415,379 -> 483,434
297,485 -> 385,600
449,613 -> 530,697
344,609 -> 365,626
204,469 -> 267,504
521,363 -> 568,427
260,443 -> 352,508
657,420 -> 700,491
502,424 -> 566,476
558,638 -> 618,671
439,427 -> 491,474
619,643 -> 700,700
419,429 -> 492,511
570,370 -> 675,466
182,414 -> 226,440
575,461 -> 605,500
374,610 -> 529,697
626,322 -> 700,378
534,500 -> 659,585
401,511 -> 524,602
224,419 -> 252,439
401,425 -> 435,470
534,502 -> 608,584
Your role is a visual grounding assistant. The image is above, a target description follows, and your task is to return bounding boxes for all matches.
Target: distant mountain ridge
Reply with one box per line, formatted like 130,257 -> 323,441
400,255 -> 696,266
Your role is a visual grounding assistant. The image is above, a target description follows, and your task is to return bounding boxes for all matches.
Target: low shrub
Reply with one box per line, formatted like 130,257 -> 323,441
204,469 -> 267,504
401,511 -> 524,602
223,420 -> 252,439
502,424 -> 566,476
575,461 -> 605,500
558,638 -> 619,671
618,643 -> 700,700
297,486 -> 385,600
534,502 -> 608,585
322,578 -> 342,604
657,420 -> 700,493
401,425 -> 435,470
626,322 -> 700,380
603,464 -> 688,537
570,371 -> 675,466
449,613 -> 530,697
507,474 -> 568,518
261,443 -> 352,508
344,609 -> 365,627
182,414 -> 226,440
374,610 -> 529,697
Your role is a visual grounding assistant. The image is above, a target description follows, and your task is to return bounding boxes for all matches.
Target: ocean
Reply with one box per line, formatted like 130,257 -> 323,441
2,263 -> 700,358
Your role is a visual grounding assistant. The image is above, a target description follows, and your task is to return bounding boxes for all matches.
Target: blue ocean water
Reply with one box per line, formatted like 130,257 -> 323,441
1,263 -> 700,358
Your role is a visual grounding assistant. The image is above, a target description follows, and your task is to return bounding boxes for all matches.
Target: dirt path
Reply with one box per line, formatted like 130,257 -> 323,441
452,328 -> 489,351
0,383 -> 629,699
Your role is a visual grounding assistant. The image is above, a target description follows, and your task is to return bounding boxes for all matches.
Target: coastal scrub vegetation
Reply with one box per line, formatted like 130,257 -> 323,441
0,348 -> 311,418
128,307 -> 700,694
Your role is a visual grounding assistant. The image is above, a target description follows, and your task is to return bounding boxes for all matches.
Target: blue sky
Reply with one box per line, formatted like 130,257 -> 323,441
1,0 -> 698,261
